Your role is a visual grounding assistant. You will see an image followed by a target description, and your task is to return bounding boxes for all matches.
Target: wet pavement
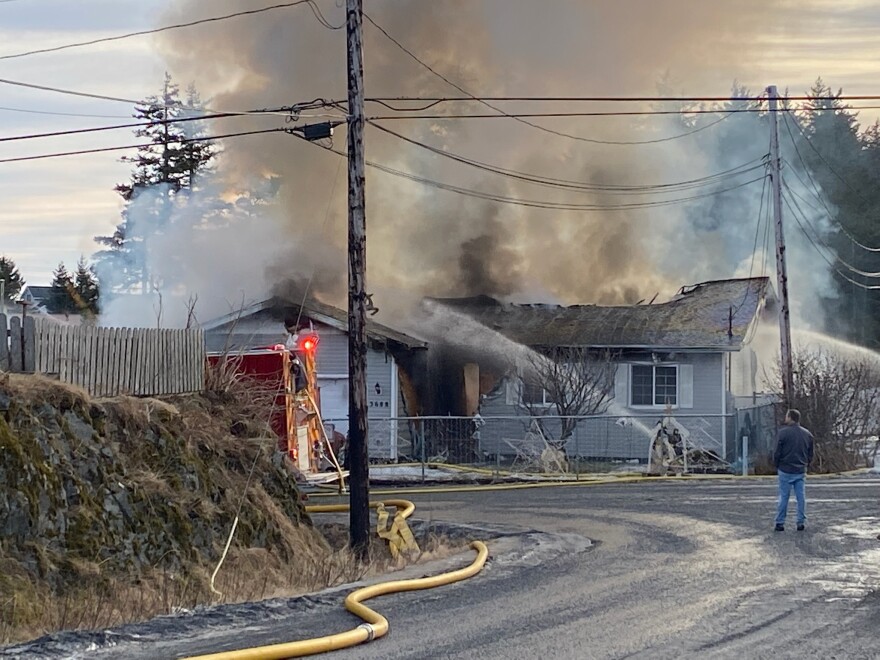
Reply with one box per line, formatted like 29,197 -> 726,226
6,477 -> 880,659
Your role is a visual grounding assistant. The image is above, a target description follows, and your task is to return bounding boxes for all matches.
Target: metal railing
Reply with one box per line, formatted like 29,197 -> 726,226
323,405 -> 779,480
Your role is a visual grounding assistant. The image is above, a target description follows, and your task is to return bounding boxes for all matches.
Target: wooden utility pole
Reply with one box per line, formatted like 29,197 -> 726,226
346,0 -> 370,556
767,85 -> 795,406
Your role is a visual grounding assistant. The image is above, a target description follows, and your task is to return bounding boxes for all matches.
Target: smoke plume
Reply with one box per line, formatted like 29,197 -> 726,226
100,0 -> 840,331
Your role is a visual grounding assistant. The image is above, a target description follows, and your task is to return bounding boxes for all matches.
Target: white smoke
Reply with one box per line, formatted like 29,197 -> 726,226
96,176 -> 291,327
91,0 -> 845,333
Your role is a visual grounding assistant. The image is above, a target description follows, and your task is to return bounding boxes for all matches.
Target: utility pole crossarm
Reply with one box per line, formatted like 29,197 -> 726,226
767,85 -> 795,406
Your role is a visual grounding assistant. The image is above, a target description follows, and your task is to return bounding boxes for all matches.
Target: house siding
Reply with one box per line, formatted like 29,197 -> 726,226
477,352 -> 728,461
205,310 -> 403,459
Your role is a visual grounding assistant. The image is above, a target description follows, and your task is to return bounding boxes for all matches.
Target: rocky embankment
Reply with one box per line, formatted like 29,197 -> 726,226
0,373 -> 328,645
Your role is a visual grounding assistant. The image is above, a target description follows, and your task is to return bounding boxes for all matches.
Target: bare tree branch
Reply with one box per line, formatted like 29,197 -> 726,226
773,349 -> 880,472
519,346 -> 616,449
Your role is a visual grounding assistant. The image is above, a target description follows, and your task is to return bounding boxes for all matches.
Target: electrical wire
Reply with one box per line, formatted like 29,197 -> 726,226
365,106 -> 880,121
365,94 -> 880,104
0,1 -> 338,61
0,76 -> 304,119
368,121 -> 767,196
0,104 -> 132,119
0,112 -> 246,144
289,132 -> 765,211
781,178 -> 880,278
294,156 -> 344,331
733,163 -> 771,317
781,112 -> 880,252
0,128 -> 285,164
782,192 -> 880,290
362,13 -> 742,146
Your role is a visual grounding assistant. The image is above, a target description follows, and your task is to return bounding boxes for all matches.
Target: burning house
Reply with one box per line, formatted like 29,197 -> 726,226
418,277 -> 776,464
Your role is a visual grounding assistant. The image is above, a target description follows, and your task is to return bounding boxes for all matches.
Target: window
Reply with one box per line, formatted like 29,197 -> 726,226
630,365 -> 678,407
522,380 -> 555,407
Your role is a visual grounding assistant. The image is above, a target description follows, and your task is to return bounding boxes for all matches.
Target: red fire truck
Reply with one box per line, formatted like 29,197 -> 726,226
208,332 -> 345,483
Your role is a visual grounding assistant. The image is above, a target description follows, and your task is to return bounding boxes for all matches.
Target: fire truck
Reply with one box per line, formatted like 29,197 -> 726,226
208,330 -> 346,485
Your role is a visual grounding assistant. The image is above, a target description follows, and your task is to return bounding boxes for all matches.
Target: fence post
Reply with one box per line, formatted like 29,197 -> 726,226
9,316 -> 22,372
495,428 -> 501,480
575,421 -> 580,481
420,418 -> 426,484
0,314 -> 8,372
682,431 -> 688,475
742,435 -> 749,476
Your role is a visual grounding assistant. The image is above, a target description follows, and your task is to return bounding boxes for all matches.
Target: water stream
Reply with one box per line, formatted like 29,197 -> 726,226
419,300 -> 657,438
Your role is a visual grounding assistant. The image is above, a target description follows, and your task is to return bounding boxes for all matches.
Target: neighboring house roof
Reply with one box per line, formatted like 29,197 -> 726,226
202,296 -> 427,351
20,285 -> 52,304
431,277 -> 773,351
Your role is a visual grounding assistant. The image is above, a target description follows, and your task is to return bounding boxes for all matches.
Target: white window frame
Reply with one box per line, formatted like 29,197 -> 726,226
520,379 -> 555,409
629,363 -> 679,409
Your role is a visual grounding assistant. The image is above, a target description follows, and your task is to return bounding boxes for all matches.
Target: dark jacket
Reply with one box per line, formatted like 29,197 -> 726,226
774,424 -> 814,474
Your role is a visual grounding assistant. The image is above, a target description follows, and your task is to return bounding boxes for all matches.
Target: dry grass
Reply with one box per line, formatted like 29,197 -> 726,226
0,525 -> 466,646
0,372 -> 89,407
0,371 -> 468,648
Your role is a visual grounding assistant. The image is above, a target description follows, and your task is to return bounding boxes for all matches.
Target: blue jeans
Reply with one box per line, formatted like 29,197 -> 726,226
776,470 -> 806,526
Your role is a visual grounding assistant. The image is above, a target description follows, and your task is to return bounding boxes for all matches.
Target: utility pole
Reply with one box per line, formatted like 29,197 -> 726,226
346,0 -> 370,557
767,85 -> 795,407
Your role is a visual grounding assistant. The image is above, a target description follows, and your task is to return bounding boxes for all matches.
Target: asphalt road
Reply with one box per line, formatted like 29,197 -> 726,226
11,477 -> 880,659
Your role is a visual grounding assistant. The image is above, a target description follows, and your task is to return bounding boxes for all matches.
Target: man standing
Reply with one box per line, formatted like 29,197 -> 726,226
774,409 -> 814,532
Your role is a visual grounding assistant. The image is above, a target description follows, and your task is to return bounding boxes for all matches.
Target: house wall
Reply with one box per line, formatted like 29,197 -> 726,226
205,310 -> 405,459
477,351 -> 729,461
317,327 -> 399,458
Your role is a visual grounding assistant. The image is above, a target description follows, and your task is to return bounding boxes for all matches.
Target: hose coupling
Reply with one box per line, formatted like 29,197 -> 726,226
357,622 -> 377,641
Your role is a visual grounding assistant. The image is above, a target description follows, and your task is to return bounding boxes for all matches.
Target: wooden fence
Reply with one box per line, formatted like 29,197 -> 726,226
1,314 -> 205,397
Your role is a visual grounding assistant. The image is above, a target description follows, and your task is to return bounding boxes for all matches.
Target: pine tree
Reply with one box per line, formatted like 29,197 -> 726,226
792,78 -> 880,345
48,263 -> 77,315
0,255 -> 25,303
73,257 -> 100,315
94,73 -> 215,293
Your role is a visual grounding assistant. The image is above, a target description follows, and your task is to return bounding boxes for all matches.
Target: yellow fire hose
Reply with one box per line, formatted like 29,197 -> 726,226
184,502 -> 488,660
304,499 -> 415,520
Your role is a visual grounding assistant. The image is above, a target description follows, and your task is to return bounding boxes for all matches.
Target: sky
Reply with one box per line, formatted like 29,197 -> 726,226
3,0 -> 880,287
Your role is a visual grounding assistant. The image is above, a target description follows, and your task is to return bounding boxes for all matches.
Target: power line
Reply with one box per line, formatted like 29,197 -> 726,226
0,105 -> 132,119
0,75 -> 310,120
781,179 -> 880,278
0,1 -> 338,61
0,76 -> 144,105
734,162 -> 771,316
0,112 -> 246,144
783,110 -> 875,199
782,192 -> 880,290
781,111 -> 880,252
368,121 -> 767,195
364,95 -> 880,104
365,105 -> 880,121
0,128 -> 285,165
289,132 -> 765,211
362,13 -> 744,146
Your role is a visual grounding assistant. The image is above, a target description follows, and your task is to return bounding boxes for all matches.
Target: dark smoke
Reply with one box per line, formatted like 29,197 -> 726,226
152,0 -> 832,328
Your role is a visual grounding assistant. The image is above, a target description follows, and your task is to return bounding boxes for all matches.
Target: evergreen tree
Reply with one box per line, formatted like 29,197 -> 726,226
790,78 -> 880,345
73,257 -> 100,315
94,73 -> 215,293
48,263 -> 77,315
0,255 -> 24,303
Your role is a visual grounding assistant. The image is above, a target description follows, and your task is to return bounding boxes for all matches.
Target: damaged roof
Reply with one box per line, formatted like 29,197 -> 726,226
202,296 -> 426,351
432,277 -> 772,351
276,296 -> 427,350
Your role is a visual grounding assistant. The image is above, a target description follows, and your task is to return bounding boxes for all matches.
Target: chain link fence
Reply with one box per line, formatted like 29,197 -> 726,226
324,404 -> 778,480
